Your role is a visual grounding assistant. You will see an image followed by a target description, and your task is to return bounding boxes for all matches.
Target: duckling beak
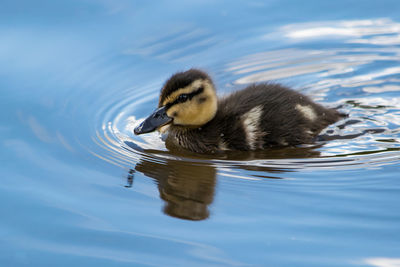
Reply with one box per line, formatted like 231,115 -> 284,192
134,106 -> 172,135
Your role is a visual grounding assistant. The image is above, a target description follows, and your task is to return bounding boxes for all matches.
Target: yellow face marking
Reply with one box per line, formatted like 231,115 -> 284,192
163,79 -> 217,126
158,124 -> 170,134
162,79 -> 204,106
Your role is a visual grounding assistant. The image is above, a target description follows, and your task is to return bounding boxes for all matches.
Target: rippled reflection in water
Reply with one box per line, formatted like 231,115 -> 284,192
2,2 -> 400,266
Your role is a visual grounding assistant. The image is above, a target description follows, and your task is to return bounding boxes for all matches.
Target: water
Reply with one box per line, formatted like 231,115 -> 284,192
1,0 -> 400,266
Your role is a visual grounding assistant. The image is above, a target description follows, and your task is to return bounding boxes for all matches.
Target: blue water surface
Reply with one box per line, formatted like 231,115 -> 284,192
1,0 -> 400,266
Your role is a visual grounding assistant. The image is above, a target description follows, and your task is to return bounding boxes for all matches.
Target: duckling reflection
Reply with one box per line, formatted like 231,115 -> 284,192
133,158 -> 216,221
126,145 -> 322,220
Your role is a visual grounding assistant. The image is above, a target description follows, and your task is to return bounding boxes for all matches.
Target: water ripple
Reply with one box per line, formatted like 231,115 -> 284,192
83,19 -> 400,179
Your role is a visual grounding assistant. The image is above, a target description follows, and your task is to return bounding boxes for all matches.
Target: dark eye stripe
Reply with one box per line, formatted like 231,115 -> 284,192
165,87 -> 204,109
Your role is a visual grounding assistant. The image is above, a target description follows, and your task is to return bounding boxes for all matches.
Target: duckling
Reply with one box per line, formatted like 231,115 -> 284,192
134,69 -> 344,154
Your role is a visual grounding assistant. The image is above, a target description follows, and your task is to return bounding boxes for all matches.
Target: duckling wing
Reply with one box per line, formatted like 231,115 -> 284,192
216,83 -> 343,149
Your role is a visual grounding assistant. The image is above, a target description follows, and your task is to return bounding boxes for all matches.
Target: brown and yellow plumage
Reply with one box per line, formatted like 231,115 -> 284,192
134,69 -> 344,154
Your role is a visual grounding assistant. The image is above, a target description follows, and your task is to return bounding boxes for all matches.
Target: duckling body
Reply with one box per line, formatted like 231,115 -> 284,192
134,69 -> 343,154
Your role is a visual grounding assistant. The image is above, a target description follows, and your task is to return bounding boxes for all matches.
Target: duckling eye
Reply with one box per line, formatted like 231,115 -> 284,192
177,94 -> 189,102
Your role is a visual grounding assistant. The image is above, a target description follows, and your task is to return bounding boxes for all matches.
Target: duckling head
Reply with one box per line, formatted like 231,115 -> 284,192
134,69 -> 218,135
